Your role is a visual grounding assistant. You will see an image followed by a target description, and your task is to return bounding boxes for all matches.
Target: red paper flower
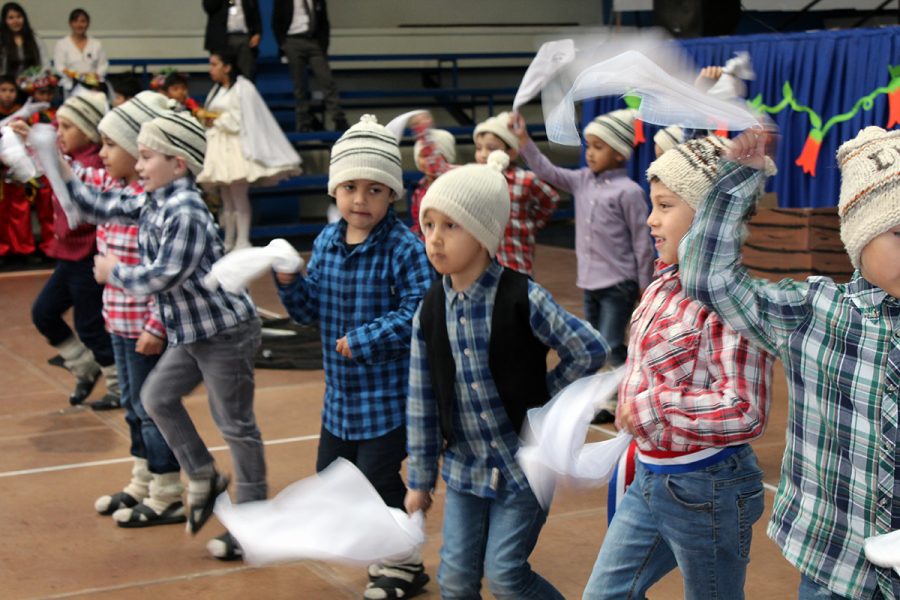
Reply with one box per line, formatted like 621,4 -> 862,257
633,118 -> 645,145
888,87 -> 900,129
795,132 -> 823,176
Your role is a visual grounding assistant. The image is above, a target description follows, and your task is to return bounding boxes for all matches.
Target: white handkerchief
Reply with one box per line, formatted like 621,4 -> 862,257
864,529 -> 900,577
385,110 -> 427,142
517,368 -> 633,510
0,126 -> 39,181
203,238 -> 305,294
0,99 -> 50,129
214,458 -> 426,566
513,39 -> 576,110
28,123 -> 82,230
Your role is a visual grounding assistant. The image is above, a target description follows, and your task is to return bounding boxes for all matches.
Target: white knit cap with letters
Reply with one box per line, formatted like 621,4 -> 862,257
836,126 -> 900,270
413,128 -> 456,164
137,111 -> 207,176
99,91 -> 173,158
646,135 -> 732,210
653,125 -> 685,155
419,150 -> 511,257
328,114 -> 404,198
56,91 -> 108,143
583,108 -> 636,159
473,111 -> 518,151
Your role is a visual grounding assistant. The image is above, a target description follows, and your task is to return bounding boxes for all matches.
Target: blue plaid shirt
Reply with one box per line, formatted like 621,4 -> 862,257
407,261 -> 608,498
66,171 -> 256,345
277,210 -> 434,440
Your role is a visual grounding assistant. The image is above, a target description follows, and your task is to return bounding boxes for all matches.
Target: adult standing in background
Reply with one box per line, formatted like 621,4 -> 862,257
54,9 -> 109,98
272,0 -> 347,131
203,0 -> 261,81
0,3 -> 49,78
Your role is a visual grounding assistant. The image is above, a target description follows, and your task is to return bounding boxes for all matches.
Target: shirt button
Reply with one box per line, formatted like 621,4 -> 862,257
656,423 -> 664,431
459,316 -> 467,325
463,348 -> 471,357
879,497 -> 889,507
480,412 -> 488,421
471,382 -> 479,390
457,292 -> 465,301
490,441 -> 498,449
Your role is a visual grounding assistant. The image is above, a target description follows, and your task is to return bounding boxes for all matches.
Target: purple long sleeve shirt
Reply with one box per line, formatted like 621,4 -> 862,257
519,140 -> 655,291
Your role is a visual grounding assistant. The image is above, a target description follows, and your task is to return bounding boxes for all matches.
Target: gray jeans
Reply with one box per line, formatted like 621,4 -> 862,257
142,318 -> 266,503
281,36 -> 344,127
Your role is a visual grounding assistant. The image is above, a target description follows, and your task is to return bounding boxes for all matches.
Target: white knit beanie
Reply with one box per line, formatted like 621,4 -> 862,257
473,111 -> 518,151
137,111 -> 207,176
419,150 -> 511,257
413,128 -> 456,164
837,126 -> 900,270
653,125 -> 685,155
56,91 -> 108,143
328,114 -> 404,198
646,135 -> 732,210
583,108 -> 637,160
99,91 -> 173,158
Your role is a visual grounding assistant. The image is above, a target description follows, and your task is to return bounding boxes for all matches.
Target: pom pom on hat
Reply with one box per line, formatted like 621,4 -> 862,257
419,150 -> 511,257
836,126 -> 900,270
137,111 -> 207,176
328,114 -> 404,198
98,91 -> 172,158
473,111 -> 519,151
583,109 -> 637,160
56,91 -> 109,143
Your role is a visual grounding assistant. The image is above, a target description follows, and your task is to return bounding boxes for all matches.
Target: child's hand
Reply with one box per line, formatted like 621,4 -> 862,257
726,128 -> 773,171
93,253 -> 119,284
695,65 -> 724,89
8,120 -> 30,139
136,331 -> 165,355
336,336 -> 352,359
614,399 -> 636,436
404,489 -> 433,515
274,271 -> 298,285
509,112 -> 531,147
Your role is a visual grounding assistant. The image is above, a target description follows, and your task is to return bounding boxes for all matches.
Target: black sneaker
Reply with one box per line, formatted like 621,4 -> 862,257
207,531 -> 243,561
69,367 -> 101,405
90,393 -> 122,411
187,472 -> 229,535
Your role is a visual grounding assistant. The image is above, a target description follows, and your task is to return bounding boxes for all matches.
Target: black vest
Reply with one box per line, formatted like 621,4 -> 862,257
420,268 -> 550,445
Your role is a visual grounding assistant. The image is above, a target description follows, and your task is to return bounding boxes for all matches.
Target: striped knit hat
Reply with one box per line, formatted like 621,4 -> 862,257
836,126 -> 900,270
414,128 -> 456,165
646,135 -> 731,210
328,114 -> 403,198
98,91 -> 173,158
56,91 -> 108,143
473,111 -> 518,151
137,111 -> 207,176
583,109 -> 637,160
653,125 -> 684,155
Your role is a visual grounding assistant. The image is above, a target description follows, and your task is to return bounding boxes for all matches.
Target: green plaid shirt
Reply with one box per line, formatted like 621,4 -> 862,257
680,161 -> 900,600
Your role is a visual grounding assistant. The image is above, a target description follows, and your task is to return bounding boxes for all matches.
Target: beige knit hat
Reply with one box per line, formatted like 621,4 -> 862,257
473,111 -> 518,151
56,91 -> 108,143
837,126 -> 900,270
583,109 -> 637,159
646,135 -> 732,210
414,128 -> 456,165
99,91 -> 173,158
653,125 -> 685,155
328,114 -> 404,198
137,111 -> 207,176
419,150 -> 511,257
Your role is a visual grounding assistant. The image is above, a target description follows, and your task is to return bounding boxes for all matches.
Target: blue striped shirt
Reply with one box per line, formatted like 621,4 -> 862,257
66,172 -> 256,345
407,261 -> 608,498
277,210 -> 435,440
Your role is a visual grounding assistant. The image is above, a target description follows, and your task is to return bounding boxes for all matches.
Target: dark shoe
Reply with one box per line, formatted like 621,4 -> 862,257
207,531 -> 243,561
95,490 -> 140,516
47,354 -> 65,369
333,116 -> 350,131
115,501 -> 187,528
364,563 -> 429,599
591,409 -> 615,425
90,393 -> 122,411
187,472 -> 229,535
69,367 -> 101,405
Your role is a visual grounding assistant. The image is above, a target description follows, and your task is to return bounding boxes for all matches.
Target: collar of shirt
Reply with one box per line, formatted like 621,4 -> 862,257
443,260 -> 502,306
844,270 -> 893,318
149,176 -> 196,206
593,167 -> 627,182
653,259 -> 679,278
328,208 -> 397,253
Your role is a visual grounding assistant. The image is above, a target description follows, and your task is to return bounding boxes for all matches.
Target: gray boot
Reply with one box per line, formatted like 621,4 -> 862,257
54,336 -> 101,405
90,364 -> 122,411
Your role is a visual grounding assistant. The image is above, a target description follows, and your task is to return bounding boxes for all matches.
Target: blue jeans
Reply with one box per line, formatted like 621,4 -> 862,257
797,575 -> 885,599
583,280 -> 639,366
110,334 -> 179,474
583,445 -> 765,600
438,483 -> 564,600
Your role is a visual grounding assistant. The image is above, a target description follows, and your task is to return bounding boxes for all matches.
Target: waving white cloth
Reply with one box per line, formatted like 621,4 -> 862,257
385,109 -> 426,142
237,76 -> 302,169
517,368 -> 633,510
28,123 -> 82,230
864,530 -> 900,577
513,39 -> 576,110
0,125 -> 39,181
214,458 -> 426,566
544,49 -> 761,146
0,99 -> 50,129
707,51 -> 755,102
203,238 -> 304,293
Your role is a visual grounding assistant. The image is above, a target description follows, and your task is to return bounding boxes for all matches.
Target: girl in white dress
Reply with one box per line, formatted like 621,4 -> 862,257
197,50 -> 301,251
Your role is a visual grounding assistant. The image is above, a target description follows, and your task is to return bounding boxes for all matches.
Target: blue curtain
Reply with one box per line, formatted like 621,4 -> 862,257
583,27 -> 900,208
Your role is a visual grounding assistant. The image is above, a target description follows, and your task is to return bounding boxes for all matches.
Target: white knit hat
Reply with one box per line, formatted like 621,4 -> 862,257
137,111 -> 207,176
56,91 -> 108,143
328,114 -> 403,198
413,128 -> 456,165
653,125 -> 685,155
473,111 -> 518,151
837,126 -> 900,270
98,91 -> 173,158
583,109 -> 637,159
646,135 -> 731,210
419,150 -> 511,257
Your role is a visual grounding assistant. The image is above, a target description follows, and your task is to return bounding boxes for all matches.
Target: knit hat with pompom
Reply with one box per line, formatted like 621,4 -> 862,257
328,114 -> 404,198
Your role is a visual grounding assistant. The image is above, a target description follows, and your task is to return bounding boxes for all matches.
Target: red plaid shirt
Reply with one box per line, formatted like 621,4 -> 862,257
408,177 -> 429,240
621,261 -> 774,455
413,124 -> 559,276
85,169 -> 165,340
